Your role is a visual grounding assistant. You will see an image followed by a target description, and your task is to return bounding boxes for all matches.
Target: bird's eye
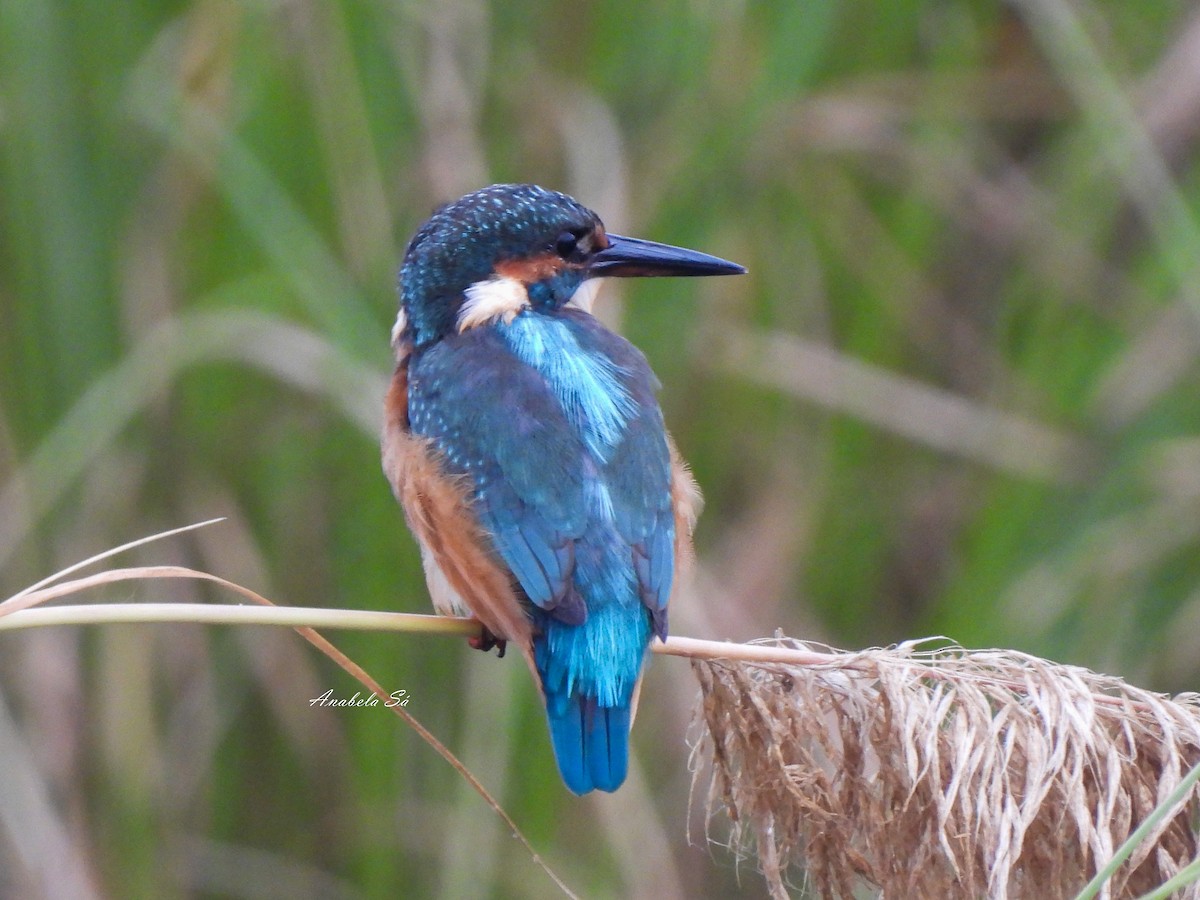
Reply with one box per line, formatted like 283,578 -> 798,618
554,231 -> 579,258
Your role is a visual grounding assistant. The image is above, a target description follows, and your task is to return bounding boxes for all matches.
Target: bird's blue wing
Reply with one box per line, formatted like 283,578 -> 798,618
407,328 -> 589,622
600,399 -> 674,638
410,317 -> 678,635
567,314 -> 676,638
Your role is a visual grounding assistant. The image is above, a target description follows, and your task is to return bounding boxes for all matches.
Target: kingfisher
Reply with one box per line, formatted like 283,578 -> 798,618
382,184 -> 744,794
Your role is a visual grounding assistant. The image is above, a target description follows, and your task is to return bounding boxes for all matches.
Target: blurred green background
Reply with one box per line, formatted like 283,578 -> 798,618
3,0 -> 1200,896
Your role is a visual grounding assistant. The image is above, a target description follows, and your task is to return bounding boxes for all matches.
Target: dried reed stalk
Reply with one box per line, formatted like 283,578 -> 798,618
689,637 -> 1200,899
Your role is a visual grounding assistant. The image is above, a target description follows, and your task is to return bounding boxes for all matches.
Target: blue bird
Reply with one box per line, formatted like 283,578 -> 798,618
382,184 -> 744,793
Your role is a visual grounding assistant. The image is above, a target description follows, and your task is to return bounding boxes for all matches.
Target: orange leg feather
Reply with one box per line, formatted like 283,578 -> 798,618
382,354 -> 538,679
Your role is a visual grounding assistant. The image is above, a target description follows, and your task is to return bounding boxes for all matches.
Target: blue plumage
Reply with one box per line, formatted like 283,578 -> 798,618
389,184 -> 743,793
409,313 -> 672,792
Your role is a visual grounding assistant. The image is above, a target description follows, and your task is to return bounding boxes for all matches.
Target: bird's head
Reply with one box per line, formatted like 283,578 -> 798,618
395,183 -> 744,349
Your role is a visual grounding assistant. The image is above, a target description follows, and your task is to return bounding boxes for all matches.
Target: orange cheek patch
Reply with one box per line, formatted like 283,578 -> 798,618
495,252 -> 570,283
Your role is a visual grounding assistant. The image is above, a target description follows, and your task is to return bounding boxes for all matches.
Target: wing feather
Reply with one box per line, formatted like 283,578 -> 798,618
405,330 -> 586,622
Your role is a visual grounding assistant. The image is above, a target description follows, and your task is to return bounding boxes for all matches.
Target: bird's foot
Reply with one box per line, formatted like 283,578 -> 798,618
468,625 -> 507,658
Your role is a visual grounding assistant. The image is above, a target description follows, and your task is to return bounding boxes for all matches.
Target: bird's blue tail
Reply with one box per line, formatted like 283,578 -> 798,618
545,691 -> 631,794
534,573 -> 649,794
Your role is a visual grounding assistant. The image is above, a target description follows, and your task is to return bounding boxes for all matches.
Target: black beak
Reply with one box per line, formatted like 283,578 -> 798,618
588,233 -> 746,279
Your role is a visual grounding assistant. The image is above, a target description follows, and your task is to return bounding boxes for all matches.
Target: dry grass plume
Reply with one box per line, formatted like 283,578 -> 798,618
690,637 -> 1200,899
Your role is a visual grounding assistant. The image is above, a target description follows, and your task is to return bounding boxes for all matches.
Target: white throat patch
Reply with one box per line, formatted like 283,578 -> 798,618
565,279 -> 601,313
458,275 -> 530,332
391,307 -> 408,350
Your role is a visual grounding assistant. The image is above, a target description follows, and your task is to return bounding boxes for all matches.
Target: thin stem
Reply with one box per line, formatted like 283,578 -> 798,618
0,603 -> 479,635
0,568 -> 1176,725
279,613 -> 579,900
654,634 -> 851,667
0,519 -> 225,607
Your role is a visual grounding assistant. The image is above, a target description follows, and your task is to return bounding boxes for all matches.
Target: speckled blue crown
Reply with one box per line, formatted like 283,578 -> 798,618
400,184 -> 599,309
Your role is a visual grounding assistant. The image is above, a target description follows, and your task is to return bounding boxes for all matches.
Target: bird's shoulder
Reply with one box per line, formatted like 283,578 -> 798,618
408,325 -> 588,522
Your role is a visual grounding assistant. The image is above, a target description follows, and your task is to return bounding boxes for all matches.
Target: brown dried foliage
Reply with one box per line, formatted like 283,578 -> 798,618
690,638 -> 1200,899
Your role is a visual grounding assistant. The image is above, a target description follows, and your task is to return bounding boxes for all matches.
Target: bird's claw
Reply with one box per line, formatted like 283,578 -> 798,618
468,625 -> 507,658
